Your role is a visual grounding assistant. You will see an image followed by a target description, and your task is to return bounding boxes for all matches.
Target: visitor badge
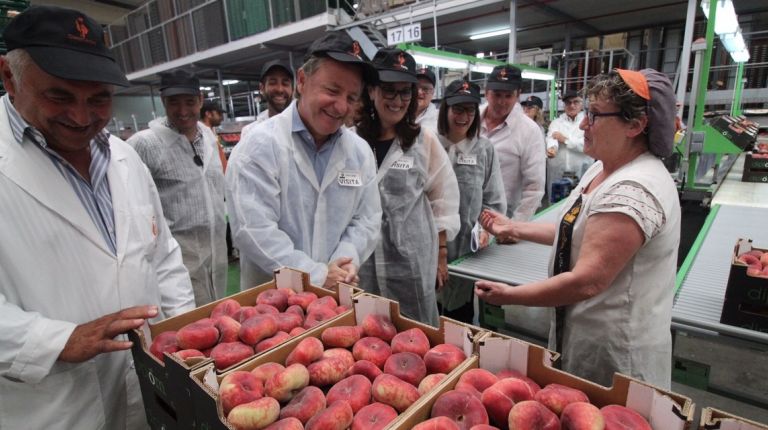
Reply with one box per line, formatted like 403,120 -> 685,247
337,171 -> 362,187
457,154 -> 477,165
391,156 -> 413,170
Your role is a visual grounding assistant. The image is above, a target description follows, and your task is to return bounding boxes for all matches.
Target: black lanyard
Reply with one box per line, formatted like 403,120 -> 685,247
553,194 -> 583,354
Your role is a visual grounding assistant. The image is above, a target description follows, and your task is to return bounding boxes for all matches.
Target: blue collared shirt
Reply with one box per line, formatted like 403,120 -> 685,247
291,103 -> 341,183
3,95 -> 117,255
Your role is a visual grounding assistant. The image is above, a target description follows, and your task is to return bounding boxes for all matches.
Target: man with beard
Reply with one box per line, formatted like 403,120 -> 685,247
240,60 -> 294,140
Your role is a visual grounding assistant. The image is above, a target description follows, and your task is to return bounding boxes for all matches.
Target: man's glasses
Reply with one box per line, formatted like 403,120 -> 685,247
585,110 -> 626,126
564,99 -> 583,106
417,85 -> 434,94
450,105 -> 477,116
379,85 -> 413,101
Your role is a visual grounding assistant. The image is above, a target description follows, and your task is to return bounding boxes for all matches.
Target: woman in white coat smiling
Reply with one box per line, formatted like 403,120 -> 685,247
356,48 -> 460,326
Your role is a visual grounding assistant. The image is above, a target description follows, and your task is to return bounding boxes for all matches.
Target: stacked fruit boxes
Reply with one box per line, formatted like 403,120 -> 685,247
742,140 -> 768,183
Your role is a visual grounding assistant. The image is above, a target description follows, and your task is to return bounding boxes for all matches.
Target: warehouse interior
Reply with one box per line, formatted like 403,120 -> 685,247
6,0 -> 768,427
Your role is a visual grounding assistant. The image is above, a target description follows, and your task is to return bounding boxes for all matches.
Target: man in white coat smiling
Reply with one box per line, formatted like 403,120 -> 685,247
0,6 -> 195,429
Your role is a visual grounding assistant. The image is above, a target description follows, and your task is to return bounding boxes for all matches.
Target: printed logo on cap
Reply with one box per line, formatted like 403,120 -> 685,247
419,68 -> 427,74
67,16 -> 96,45
349,41 -> 362,60
498,68 -> 508,81
459,81 -> 471,94
396,53 -> 408,70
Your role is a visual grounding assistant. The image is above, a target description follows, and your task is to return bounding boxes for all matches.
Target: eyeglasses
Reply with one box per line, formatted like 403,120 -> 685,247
450,105 -> 477,116
585,110 -> 625,126
564,99 -> 583,106
417,85 -> 434,94
379,85 -> 413,101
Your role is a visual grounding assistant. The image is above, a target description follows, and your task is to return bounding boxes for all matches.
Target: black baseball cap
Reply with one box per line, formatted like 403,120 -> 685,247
416,67 -> 436,86
2,5 -> 129,86
371,48 -> 417,83
159,70 -> 200,97
561,90 -> 581,101
521,95 -> 543,109
260,59 -> 293,82
486,65 -> 522,91
444,80 -> 480,106
304,31 -> 376,82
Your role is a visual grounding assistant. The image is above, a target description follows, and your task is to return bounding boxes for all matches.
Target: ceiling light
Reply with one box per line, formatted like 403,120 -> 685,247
411,53 -> 467,70
199,86 -> 211,91
521,70 -> 555,81
470,64 -> 494,74
475,52 -> 485,59
222,79 -> 240,85
470,28 -> 511,40
730,48 -> 750,63
701,0 -> 739,35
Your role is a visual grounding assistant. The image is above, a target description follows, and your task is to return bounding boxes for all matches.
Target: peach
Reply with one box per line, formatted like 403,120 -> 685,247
257,289 -> 289,312
149,331 -> 179,360
285,304 -> 305,318
308,357 -> 348,387
304,306 -> 338,329
496,370 -> 541,394
352,337 -> 392,369
287,292 -> 318,310
307,295 -> 338,314
346,359 -> 383,382
418,373 -> 447,395
210,342 -> 255,370
326,374 -> 372,413
253,304 -> 280,315
431,389 -> 489,430
351,403 -> 398,430
362,314 -> 397,342
237,306 -> 259,323
263,417 -> 304,430
470,426 -> 500,430
274,313 -> 304,333
383,351 -> 427,387
305,400 -> 354,430
560,402 -> 605,430
746,250 -> 764,258
455,369 -> 498,399
761,252 -> 768,266
390,327 -> 431,357
601,405 -> 652,430
219,371 -> 264,415
265,363 -> 310,402
289,327 -> 306,336
251,362 -> 284,384
737,253 -> 760,266
747,263 -> 763,277
424,343 -> 467,374
481,378 -> 536,427
335,305 -> 349,314
216,315 -> 242,343
535,384 -> 590,416
239,315 -> 279,346
413,416 -> 461,430
279,386 -> 326,424
227,397 -> 280,430
173,348 -> 205,361
321,325 -> 364,348
762,266 -> 768,277
322,348 -> 355,368
177,321 -> 219,350
371,374 -> 420,413
255,331 -> 291,353
211,298 -> 242,319
508,400 -> 560,430
285,337 -> 324,367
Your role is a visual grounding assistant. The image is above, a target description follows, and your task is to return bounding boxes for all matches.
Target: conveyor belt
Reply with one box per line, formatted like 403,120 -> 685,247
711,152 -> 768,208
672,204 -> 768,344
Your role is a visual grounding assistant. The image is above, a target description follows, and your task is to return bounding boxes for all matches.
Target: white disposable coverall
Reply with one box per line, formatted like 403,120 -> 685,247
129,119 -> 227,305
359,128 -> 460,326
226,102 -> 382,289
439,134 -> 507,311
548,152 -> 680,389
0,100 -> 194,429
415,102 -> 438,133
480,105 -> 546,221
546,111 -> 593,186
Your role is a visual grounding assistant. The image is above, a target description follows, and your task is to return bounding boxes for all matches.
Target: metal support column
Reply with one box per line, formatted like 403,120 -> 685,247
731,61 -> 745,117
676,0 -> 697,118
508,0 -> 517,64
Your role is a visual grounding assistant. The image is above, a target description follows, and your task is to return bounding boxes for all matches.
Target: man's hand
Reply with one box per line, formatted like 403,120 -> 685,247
58,305 -> 158,363
553,131 -> 567,144
474,280 -> 512,306
339,260 -> 360,287
546,147 -> 557,158
436,247 -> 449,291
325,257 -> 355,289
479,229 -> 490,249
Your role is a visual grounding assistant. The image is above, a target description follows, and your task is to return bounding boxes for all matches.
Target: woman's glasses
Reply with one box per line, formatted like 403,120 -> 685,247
450,105 -> 477,116
379,85 -> 413,101
585,110 -> 625,126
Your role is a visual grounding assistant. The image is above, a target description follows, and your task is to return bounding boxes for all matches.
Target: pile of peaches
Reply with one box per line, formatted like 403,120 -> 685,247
737,249 -> 768,278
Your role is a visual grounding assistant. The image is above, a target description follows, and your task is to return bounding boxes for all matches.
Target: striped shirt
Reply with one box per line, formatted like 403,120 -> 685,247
3,95 -> 117,255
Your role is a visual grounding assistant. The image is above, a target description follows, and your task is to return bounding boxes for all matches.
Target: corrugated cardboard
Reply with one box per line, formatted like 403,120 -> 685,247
700,407 -> 768,430
188,294 -> 487,430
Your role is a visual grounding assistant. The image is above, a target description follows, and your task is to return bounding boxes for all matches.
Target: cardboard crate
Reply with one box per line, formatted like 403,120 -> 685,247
744,153 -> 768,171
700,407 -> 768,430
130,267 -> 357,430
742,169 -> 768,183
721,239 -> 768,332
189,294 -> 486,430
396,335 -> 694,429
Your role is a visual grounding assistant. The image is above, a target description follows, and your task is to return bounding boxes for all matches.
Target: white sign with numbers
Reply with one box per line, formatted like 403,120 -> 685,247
387,23 -> 422,46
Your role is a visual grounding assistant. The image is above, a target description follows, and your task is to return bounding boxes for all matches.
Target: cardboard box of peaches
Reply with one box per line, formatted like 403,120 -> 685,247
720,239 -> 768,333
129,267 -> 359,429
188,293 -> 490,429
699,407 -> 768,430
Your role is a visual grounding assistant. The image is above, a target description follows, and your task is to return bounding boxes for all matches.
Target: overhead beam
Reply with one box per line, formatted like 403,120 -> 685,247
524,0 -> 601,36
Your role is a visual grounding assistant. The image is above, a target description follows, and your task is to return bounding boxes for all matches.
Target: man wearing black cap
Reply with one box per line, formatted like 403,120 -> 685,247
227,31 -> 382,290
240,59 -> 294,140
415,67 -> 438,131
0,6 -> 194,429
480,65 -> 546,222
128,70 -> 227,307
546,90 -> 592,191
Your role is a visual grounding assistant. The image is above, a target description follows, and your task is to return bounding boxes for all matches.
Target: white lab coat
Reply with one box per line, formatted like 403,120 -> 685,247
415,102 -> 438,134
240,110 -> 270,143
359,128 -> 460,326
226,102 -> 382,289
0,103 -> 194,429
129,119 -> 227,306
546,112 -> 593,186
547,152 -> 680,388
480,105 -> 546,221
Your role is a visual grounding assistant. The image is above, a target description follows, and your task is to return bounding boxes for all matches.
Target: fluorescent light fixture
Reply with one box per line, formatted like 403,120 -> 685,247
470,64 -> 494,74
731,48 -> 750,63
411,53 -> 467,70
470,28 -> 511,40
701,0 -> 739,35
720,28 -> 746,53
521,70 -> 555,81
475,52 -> 485,59
199,86 -> 212,91
222,79 -> 240,85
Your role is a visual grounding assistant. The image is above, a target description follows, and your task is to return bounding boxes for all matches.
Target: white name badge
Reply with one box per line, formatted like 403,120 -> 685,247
337,171 -> 362,187
391,156 -> 414,170
457,154 -> 477,165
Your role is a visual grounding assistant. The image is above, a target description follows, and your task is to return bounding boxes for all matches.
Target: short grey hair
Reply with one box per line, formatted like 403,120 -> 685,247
4,49 -> 33,89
